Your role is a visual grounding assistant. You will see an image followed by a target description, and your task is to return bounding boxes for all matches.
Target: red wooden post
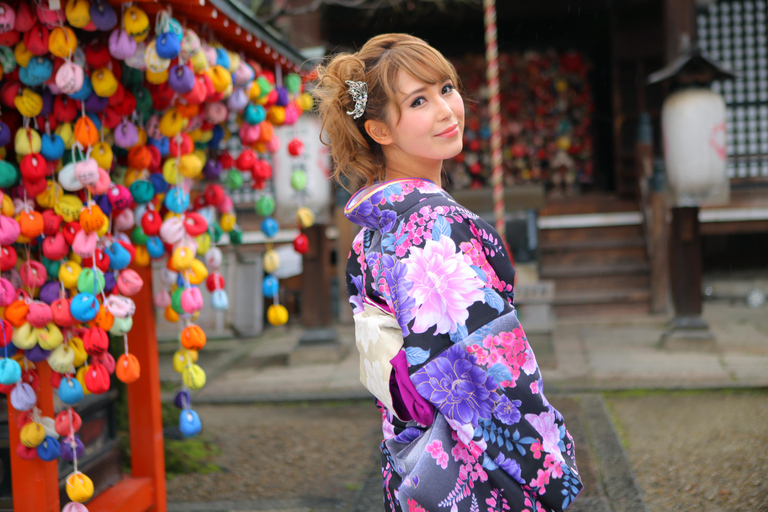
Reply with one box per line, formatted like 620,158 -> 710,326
7,362 -> 60,512
89,264 -> 167,512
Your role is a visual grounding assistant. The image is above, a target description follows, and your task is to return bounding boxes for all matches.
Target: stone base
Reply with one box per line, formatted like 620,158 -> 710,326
289,327 -> 350,366
661,316 -> 718,352
517,303 -> 557,369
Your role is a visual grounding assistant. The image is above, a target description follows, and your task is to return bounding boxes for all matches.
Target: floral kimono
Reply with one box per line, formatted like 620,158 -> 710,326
344,178 -> 583,512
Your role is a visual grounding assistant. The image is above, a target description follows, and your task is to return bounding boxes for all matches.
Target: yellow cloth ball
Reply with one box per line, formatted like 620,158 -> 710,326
36,323 -> 63,351
219,213 -> 236,233
195,233 -> 211,256
69,337 -> 88,367
178,154 -> 203,179
20,422 -> 46,448
37,181 -> 63,209
91,142 -> 113,170
267,304 -> 289,326
1,195 -> 13,216
263,249 -> 280,274
75,366 -> 91,396
66,473 -> 95,503
54,195 -> 83,223
59,261 -> 82,289
12,323 -> 37,350
296,207 -> 316,228
183,258 -> 208,285
182,363 -> 207,390
15,127 -> 41,156
171,247 -> 195,270
297,92 -> 315,111
172,348 -> 199,374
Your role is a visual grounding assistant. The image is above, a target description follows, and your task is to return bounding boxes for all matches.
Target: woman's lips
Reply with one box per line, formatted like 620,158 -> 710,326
436,124 -> 459,138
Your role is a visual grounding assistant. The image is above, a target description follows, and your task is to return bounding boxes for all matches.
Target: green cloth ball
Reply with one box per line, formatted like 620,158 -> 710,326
122,64 -> 144,89
171,288 -> 184,315
130,180 -> 155,204
131,225 -> 149,245
284,73 -> 302,95
41,257 -> 61,277
290,169 -> 308,191
211,223 -> 223,243
256,76 -> 272,98
255,195 -> 275,217
133,85 -> 153,117
229,227 -> 243,245
77,268 -> 106,295
225,169 -> 244,190
0,161 -> 20,188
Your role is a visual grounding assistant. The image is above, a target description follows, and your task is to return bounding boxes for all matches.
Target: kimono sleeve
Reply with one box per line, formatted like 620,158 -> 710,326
380,208 -> 584,510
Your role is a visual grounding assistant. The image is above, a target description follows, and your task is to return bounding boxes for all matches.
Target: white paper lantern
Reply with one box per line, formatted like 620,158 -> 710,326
662,87 -> 728,206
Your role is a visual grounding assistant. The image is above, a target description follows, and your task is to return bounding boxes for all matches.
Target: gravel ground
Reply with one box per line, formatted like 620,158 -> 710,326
166,401 -> 382,504
606,390 -> 768,512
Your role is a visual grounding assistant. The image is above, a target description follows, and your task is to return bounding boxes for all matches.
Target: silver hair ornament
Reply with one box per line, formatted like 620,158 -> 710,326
345,80 -> 368,120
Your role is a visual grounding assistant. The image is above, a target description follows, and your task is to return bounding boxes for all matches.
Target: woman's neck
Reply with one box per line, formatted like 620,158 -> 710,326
383,150 -> 443,188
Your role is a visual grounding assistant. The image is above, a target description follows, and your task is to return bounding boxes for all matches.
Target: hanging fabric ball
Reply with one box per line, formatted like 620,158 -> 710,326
262,275 -> 279,297
260,217 -> 279,238
290,169 -> 308,191
179,409 -> 202,437
293,233 -> 309,254
266,304 -> 288,326
255,195 -> 276,217
287,138 -> 305,157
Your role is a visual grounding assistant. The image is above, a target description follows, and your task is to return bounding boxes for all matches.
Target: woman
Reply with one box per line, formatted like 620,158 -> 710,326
315,33 -> 583,512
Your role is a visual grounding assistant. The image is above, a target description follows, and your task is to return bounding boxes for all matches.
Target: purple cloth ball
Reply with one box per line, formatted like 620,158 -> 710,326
25,345 -> 51,363
60,435 -> 85,462
104,271 -> 116,293
203,161 -> 222,180
39,281 -> 60,304
174,389 -> 191,409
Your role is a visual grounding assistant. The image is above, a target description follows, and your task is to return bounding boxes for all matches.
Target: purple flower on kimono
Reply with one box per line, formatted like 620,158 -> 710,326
382,254 -> 415,335
493,453 -> 525,485
494,396 -> 522,425
413,346 -> 498,427
346,190 -> 391,231
379,209 -> 397,232
348,274 -> 365,314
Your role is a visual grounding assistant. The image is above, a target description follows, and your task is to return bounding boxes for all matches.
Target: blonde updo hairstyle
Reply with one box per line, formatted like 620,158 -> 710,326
315,33 -> 460,190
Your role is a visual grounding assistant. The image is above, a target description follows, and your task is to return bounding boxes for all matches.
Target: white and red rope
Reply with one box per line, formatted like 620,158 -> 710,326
483,0 -> 505,241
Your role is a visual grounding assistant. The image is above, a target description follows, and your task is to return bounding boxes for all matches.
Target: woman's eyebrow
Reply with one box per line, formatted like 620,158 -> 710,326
401,86 -> 427,103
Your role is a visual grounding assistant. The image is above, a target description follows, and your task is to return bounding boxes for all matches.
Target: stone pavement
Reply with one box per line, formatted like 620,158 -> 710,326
163,301 -> 768,512
162,301 -> 768,405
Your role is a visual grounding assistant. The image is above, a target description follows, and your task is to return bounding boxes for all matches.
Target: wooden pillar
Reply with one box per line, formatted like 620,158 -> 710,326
649,190 -> 670,314
668,207 -> 702,316
123,264 -> 167,512
8,362 -> 60,512
663,0 -> 697,63
335,209 -> 357,324
89,264 -> 166,512
301,224 -> 331,327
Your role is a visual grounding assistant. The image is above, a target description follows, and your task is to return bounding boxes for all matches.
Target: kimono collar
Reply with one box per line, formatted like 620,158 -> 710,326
344,178 -> 445,231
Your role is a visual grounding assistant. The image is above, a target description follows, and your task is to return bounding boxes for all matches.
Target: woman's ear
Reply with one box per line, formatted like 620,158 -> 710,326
364,119 -> 393,146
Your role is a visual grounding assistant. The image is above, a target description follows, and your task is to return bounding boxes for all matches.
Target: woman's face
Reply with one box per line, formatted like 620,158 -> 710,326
385,71 -> 465,163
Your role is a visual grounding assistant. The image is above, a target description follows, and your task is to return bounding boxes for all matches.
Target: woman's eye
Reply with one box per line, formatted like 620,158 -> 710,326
442,84 -> 455,94
410,97 -> 426,108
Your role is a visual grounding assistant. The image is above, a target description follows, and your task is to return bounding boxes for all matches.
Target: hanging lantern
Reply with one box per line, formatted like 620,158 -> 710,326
648,46 -> 736,206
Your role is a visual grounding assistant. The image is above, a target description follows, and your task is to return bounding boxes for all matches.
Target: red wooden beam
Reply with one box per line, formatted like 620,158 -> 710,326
123,264 -> 167,512
87,476 -> 154,512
